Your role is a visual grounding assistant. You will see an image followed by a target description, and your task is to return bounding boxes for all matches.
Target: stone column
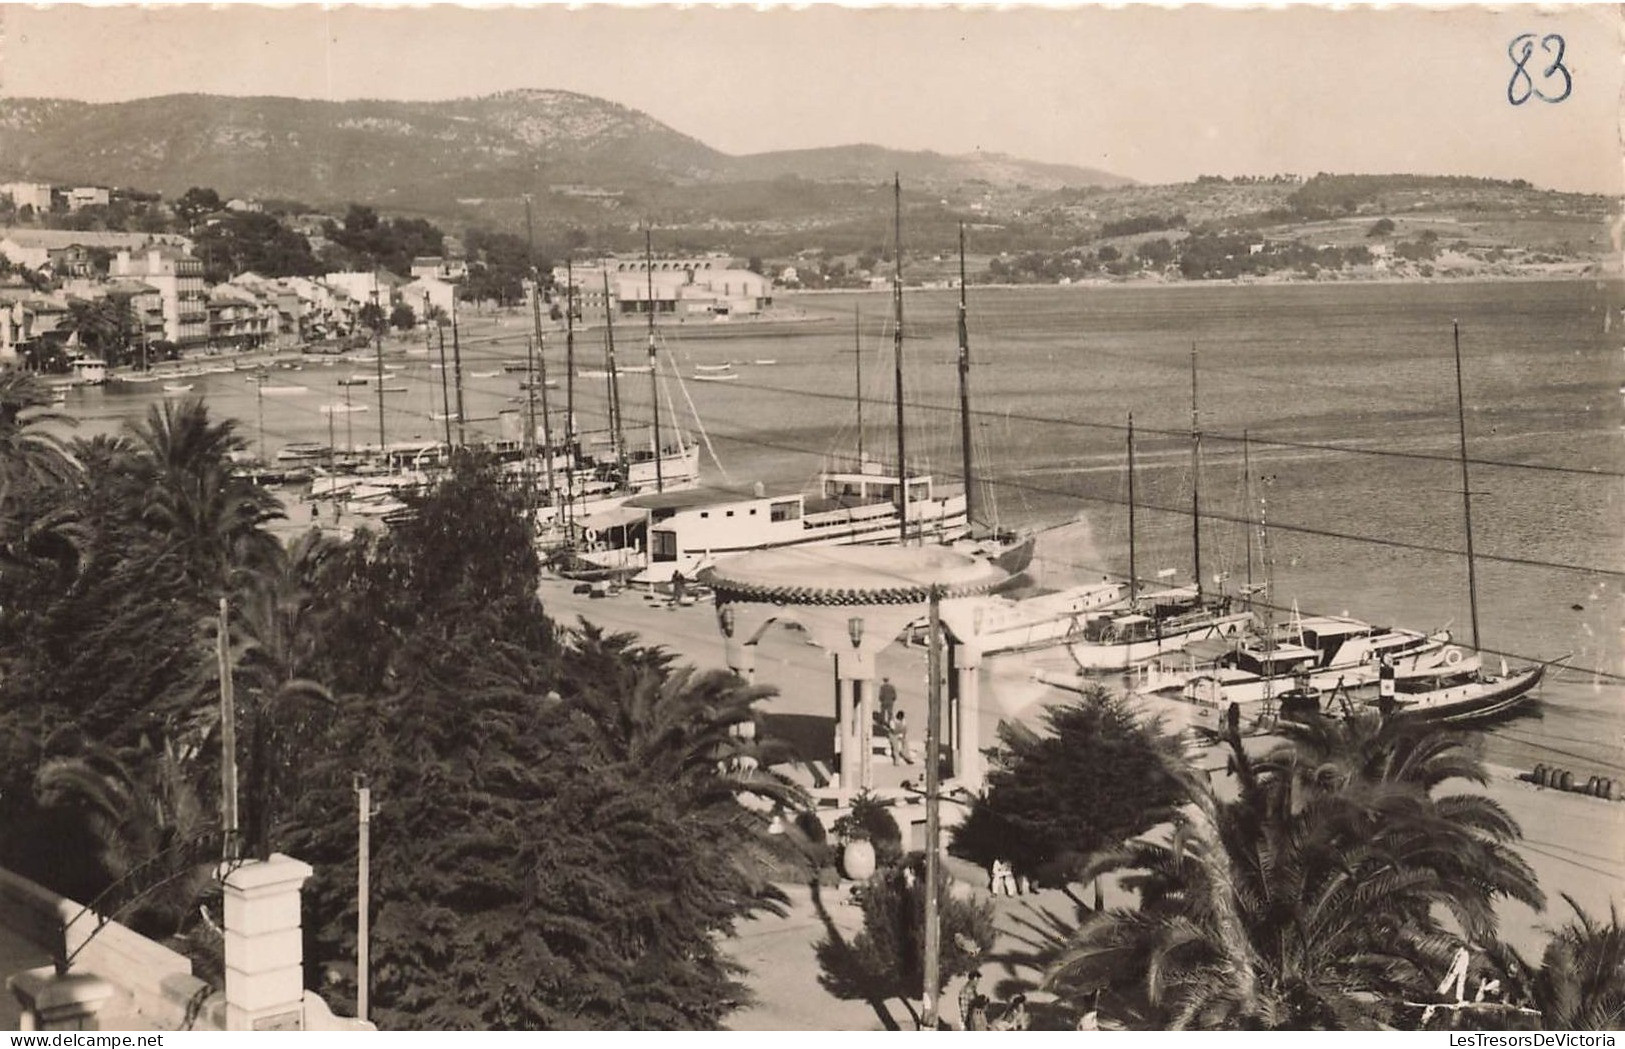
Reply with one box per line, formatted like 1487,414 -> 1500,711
8,969 -> 114,1031
953,642 -> 985,790
220,853 -> 313,1031
854,678 -> 873,791
832,672 -> 849,789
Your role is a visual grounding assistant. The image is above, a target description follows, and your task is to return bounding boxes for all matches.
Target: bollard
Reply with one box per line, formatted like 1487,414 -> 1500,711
1585,776 -> 1601,797
1533,764 -> 1548,786
1600,779 -> 1614,801
1558,770 -> 1575,791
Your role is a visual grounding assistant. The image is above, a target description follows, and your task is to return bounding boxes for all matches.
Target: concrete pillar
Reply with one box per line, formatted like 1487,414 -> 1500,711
840,676 -> 864,796
855,678 -> 873,791
954,643 -> 985,790
220,853 -> 313,1031
8,968 -> 114,1031
833,670 -> 851,790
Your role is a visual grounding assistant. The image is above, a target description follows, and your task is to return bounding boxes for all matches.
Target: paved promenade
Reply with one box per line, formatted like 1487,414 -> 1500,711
540,574 -> 1625,1029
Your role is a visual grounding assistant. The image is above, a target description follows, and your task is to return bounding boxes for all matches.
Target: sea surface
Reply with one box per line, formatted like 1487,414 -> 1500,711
61,279 -> 1625,779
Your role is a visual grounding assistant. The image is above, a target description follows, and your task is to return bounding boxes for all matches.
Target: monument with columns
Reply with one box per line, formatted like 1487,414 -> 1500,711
703,545 -> 1006,797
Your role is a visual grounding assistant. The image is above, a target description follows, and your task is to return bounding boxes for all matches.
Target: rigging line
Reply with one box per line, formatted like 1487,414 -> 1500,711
1490,733 -> 1625,772
695,374 -> 1625,480
665,353 -> 733,487
1515,841 -> 1623,882
698,424 -> 1625,581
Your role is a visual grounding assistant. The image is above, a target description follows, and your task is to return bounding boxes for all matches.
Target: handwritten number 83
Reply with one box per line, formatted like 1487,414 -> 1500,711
1508,33 -> 1571,105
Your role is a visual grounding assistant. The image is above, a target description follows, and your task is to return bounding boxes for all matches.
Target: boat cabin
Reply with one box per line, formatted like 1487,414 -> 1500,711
70,357 -> 108,386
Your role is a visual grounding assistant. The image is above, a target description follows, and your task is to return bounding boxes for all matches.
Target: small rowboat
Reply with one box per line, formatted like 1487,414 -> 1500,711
162,383 -> 194,394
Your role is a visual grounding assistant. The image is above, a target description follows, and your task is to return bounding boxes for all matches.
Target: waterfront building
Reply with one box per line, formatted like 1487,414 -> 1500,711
552,255 -> 773,318
111,246 -> 208,349
401,275 -> 457,317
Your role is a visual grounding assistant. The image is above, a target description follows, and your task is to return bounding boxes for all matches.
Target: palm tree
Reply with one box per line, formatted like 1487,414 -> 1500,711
227,533 -> 340,858
0,369 -> 78,528
128,397 -> 280,591
34,739 -> 215,939
1045,717 -> 1544,1029
1497,896 -> 1625,1030
564,624 -> 805,813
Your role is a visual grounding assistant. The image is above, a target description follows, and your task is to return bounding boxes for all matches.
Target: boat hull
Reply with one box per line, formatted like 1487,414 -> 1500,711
1067,611 -> 1253,671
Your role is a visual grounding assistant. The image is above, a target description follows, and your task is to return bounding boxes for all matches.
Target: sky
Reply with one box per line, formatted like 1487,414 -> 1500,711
0,3 -> 1619,193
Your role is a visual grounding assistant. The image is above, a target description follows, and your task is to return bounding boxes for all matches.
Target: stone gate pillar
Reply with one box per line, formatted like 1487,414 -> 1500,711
220,853 -> 313,1031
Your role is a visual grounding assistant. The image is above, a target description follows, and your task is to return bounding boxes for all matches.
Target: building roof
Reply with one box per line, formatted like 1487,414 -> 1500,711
0,228 -> 189,252
626,484 -> 797,511
703,546 -> 1008,606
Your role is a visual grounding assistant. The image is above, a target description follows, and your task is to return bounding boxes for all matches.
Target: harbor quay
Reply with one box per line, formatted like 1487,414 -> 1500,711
536,571 -> 1625,1027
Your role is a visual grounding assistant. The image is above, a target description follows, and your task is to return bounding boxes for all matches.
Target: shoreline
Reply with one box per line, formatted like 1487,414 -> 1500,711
786,267 -> 1616,299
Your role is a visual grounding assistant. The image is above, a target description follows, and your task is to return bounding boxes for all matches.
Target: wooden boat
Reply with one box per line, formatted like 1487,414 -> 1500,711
692,372 -> 740,382
162,383 -> 194,394
259,385 -> 309,396
1367,657 -> 1546,724
338,376 -> 369,386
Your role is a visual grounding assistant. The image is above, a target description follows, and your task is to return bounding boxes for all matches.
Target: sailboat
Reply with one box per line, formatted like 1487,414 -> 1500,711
631,177 -> 968,580
1352,323 -> 1547,725
948,223 -> 1036,576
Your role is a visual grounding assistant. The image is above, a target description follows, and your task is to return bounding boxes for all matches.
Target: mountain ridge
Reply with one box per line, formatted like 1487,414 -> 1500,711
0,90 -> 1129,211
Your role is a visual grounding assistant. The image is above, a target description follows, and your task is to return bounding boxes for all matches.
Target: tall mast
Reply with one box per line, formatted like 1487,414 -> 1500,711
892,174 -> 908,545
854,305 -> 864,465
646,227 -> 663,492
372,284 -> 385,454
564,257 -> 576,530
1127,411 -> 1137,606
1190,342 -> 1203,601
450,296 -> 467,447
434,309 -> 452,448
603,272 -> 626,485
1452,321 -> 1482,652
525,196 -> 556,506
957,222 -> 975,530
1243,428 -> 1254,599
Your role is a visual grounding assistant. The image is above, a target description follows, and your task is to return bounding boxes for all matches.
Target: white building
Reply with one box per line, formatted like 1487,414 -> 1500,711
111,246 -> 208,348
67,187 -> 111,211
401,276 -> 457,318
0,182 -> 53,213
552,256 -> 773,318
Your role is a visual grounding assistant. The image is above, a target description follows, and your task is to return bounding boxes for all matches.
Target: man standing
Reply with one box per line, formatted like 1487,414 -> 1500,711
877,676 -> 897,725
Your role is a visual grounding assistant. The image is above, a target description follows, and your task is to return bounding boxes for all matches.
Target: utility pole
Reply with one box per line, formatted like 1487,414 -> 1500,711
921,584 -> 944,1030
326,392 -> 337,500
372,285 -> 386,454
450,297 -> 467,447
646,226 -> 663,492
354,775 -> 371,1024
216,598 -> 239,861
344,380 -> 354,453
255,379 -> 266,464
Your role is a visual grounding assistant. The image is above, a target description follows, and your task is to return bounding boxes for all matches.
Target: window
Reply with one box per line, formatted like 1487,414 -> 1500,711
652,531 -> 677,561
726,510 -> 734,517
770,500 -> 800,522
700,511 -> 709,519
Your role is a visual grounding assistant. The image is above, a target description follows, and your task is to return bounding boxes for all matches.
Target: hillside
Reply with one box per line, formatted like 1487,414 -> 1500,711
0,90 -> 1126,215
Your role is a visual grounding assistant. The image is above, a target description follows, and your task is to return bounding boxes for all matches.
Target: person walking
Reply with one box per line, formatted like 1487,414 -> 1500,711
891,710 -> 914,765
877,677 -> 897,724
